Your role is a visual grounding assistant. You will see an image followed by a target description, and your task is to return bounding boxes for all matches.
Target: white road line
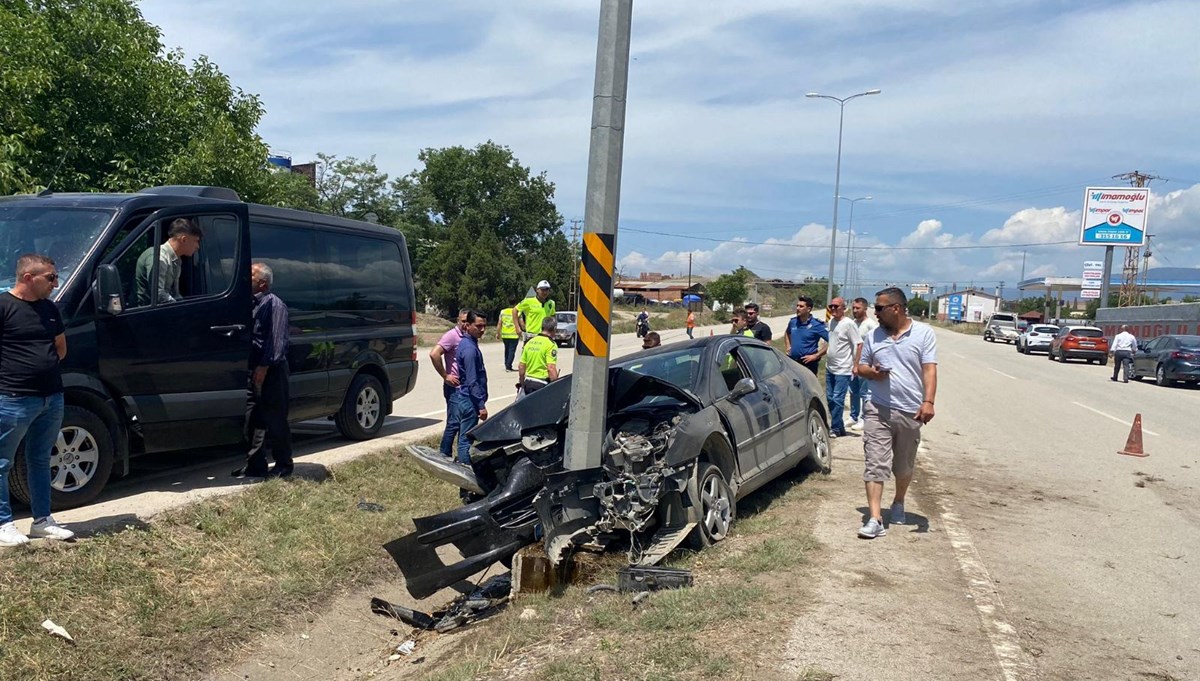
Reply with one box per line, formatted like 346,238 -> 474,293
920,449 -> 1040,681
414,391 -> 520,419
989,368 -> 1017,380
1072,401 -> 1159,436
953,352 -> 968,359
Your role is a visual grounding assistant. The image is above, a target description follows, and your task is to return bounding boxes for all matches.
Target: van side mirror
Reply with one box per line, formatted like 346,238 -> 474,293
729,377 -> 757,400
94,264 -> 124,315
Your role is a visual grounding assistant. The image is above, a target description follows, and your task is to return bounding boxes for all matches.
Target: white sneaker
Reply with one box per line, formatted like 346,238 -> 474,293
29,516 -> 74,541
0,521 -> 30,547
848,419 -> 864,431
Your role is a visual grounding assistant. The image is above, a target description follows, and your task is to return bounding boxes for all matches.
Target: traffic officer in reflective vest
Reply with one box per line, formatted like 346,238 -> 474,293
518,317 -> 560,395
496,296 -> 521,372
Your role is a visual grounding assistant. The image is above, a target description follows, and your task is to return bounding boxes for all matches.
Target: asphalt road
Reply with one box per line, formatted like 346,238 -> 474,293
921,328 -> 1198,679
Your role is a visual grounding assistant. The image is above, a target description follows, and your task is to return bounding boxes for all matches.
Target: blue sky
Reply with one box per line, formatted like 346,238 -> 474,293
139,0 -> 1200,299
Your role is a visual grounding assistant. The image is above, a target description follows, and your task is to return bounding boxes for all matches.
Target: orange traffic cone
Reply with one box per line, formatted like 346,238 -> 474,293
709,329 -> 713,336
1118,413 -> 1147,457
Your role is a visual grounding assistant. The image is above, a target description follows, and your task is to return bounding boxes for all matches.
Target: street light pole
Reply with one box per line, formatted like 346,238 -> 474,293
807,89 -> 881,307
839,195 -> 871,295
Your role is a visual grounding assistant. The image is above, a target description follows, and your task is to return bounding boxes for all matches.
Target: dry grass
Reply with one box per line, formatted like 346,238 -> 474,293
0,446 -> 458,681
928,319 -> 984,336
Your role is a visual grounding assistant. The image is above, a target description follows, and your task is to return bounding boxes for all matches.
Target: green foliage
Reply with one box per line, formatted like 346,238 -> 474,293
907,296 -> 930,317
0,0 -> 271,197
706,267 -> 751,308
396,141 -> 569,316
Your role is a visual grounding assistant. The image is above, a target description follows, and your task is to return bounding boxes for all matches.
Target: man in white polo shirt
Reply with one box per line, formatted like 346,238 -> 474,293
855,287 -> 938,539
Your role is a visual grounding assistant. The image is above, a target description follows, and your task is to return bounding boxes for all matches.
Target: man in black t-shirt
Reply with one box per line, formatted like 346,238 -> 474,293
744,302 -> 773,342
0,254 -> 75,547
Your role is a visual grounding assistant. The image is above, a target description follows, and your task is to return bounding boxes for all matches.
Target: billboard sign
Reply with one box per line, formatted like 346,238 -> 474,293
947,294 -> 964,321
1081,289 -> 1101,299
1079,187 -> 1149,246
1081,259 -> 1104,291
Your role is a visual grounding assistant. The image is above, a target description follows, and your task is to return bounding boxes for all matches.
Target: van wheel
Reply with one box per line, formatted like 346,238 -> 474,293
685,463 -> 735,549
10,405 -> 115,511
336,374 -> 386,440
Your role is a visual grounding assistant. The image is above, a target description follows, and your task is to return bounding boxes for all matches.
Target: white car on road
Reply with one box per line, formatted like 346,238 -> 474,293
1017,324 -> 1060,354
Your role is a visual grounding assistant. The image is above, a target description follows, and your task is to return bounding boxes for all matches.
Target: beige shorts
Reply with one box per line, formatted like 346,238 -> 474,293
862,401 -> 922,482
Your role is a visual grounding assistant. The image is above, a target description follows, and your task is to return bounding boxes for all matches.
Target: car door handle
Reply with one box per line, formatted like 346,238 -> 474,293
210,324 -> 246,336
760,392 -> 772,401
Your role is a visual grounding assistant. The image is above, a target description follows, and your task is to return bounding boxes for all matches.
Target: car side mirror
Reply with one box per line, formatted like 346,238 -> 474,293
94,264 -> 124,315
1136,342 -> 1147,352
729,377 -> 757,400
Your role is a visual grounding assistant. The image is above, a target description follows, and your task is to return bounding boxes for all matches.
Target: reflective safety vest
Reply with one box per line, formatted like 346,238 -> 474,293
499,307 -> 519,339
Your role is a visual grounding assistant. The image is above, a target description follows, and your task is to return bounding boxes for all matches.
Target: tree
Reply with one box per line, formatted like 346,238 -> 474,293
907,296 -> 930,318
706,267 -> 750,310
1,0 -> 271,198
395,141 -> 569,316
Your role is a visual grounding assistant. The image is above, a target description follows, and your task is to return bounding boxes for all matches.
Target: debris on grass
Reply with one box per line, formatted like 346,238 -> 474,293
40,619 -> 75,645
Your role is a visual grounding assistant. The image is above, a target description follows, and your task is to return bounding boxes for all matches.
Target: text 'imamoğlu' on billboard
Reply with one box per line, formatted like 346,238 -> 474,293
1079,186 -> 1150,246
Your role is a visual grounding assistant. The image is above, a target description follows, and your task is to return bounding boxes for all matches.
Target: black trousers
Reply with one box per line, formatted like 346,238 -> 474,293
244,363 -> 293,473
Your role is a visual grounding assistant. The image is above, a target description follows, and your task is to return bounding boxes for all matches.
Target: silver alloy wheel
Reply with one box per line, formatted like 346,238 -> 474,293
700,470 -> 732,542
51,426 -> 101,492
809,413 -> 831,470
1156,365 -> 1167,386
356,385 -> 381,429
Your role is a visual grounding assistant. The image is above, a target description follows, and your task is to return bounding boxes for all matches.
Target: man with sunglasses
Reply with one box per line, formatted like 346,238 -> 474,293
743,303 -> 772,342
855,287 -> 938,539
0,254 -> 74,546
824,297 -> 862,437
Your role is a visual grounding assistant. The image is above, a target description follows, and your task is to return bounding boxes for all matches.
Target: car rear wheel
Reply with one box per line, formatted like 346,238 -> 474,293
686,463 -> 735,549
9,405 -> 115,511
1155,364 -> 1171,387
1099,357 -> 1108,367
336,373 -> 386,440
800,408 -> 832,474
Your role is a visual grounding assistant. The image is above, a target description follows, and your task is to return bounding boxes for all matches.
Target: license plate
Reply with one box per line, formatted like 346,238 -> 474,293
1080,343 -> 1095,347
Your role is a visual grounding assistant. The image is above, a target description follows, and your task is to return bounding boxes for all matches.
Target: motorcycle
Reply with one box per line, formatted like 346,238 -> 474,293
635,317 -> 650,338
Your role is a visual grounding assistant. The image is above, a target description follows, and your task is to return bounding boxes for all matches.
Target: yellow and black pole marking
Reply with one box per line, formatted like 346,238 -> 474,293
576,232 -> 615,357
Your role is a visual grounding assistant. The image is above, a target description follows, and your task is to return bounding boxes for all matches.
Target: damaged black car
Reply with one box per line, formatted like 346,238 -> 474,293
389,335 -> 831,599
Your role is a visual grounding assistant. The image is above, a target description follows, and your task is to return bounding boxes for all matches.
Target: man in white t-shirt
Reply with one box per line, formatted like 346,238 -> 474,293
824,297 -> 861,437
848,297 -> 879,431
855,287 -> 938,539
1110,325 -> 1137,383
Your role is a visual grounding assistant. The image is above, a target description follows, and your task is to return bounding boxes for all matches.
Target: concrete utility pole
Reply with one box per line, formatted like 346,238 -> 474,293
564,0 -> 632,473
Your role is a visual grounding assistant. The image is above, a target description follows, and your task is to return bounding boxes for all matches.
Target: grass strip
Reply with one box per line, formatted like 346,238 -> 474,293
0,448 -> 458,681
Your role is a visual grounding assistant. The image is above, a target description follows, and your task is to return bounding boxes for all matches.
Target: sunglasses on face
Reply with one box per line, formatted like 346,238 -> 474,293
875,303 -> 898,313
32,272 -> 58,282
828,304 -> 842,309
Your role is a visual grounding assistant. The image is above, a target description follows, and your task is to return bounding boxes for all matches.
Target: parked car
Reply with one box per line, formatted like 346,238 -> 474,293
1130,335 -> 1200,386
392,335 -> 832,598
553,311 -> 577,347
983,312 -> 1020,343
0,185 -> 418,509
1048,326 -> 1108,364
1017,324 -> 1060,354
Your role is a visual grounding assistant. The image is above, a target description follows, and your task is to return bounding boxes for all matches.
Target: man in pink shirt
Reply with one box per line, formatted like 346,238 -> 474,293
429,310 -> 469,403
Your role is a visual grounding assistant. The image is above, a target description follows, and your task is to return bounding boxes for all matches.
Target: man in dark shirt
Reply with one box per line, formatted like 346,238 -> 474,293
0,254 -> 74,546
744,302 -> 773,342
785,296 -> 829,375
234,262 -> 293,480
439,310 -> 489,470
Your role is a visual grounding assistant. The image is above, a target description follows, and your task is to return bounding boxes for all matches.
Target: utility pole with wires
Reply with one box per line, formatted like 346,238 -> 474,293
567,218 -> 583,310
1113,170 -> 1163,307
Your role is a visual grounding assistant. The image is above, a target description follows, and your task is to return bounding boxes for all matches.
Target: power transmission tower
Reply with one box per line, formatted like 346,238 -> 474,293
567,218 -> 583,310
1113,171 -> 1163,306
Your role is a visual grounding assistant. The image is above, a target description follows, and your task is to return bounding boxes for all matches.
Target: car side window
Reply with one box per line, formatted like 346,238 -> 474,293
111,214 -> 239,309
740,345 -> 784,381
714,344 -> 750,397
111,227 -> 157,310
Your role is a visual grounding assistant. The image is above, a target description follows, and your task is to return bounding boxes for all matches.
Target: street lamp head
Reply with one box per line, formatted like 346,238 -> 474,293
805,92 -> 822,98
864,89 -> 881,95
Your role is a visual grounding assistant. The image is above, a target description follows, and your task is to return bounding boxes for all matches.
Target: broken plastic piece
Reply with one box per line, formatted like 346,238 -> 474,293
396,640 -> 416,656
617,566 -> 693,592
357,498 -> 385,513
369,598 -> 437,630
41,619 -> 75,644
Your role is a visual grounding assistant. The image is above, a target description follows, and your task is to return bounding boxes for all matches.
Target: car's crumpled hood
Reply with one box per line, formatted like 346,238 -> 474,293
470,367 -> 701,446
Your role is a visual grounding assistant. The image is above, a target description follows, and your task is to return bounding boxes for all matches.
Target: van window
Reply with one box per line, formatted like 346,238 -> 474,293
0,206 -> 112,295
113,214 -> 238,309
318,232 -> 406,311
249,222 -> 320,310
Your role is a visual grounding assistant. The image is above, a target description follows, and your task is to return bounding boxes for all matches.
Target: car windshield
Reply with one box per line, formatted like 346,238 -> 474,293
617,347 -> 704,395
1034,326 -> 1059,333
0,205 -> 113,297
1072,328 -> 1104,338
1172,335 -> 1200,347
555,312 -> 576,323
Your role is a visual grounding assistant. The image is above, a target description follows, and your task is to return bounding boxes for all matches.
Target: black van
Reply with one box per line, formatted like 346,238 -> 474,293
0,186 -> 418,508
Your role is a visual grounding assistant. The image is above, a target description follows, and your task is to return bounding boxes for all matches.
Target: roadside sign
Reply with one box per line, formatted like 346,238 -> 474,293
1081,259 -> 1104,292
1081,289 -> 1101,299
911,284 -> 931,295
947,293 -> 964,321
1079,187 -> 1149,246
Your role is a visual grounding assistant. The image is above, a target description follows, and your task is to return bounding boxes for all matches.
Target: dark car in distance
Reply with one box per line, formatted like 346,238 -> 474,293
392,335 -> 832,599
0,186 -> 418,509
1130,335 -> 1200,387
1049,326 -> 1109,365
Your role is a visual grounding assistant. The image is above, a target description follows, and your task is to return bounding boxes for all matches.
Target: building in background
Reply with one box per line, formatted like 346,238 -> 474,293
937,289 -> 999,323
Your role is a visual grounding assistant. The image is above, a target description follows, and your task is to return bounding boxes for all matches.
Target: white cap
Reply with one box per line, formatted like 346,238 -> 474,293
537,280 -> 551,290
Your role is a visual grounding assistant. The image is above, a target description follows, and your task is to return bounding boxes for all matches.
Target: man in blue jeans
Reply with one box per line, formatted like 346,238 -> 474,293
824,297 -> 862,437
0,254 -> 75,547
440,310 -> 489,475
